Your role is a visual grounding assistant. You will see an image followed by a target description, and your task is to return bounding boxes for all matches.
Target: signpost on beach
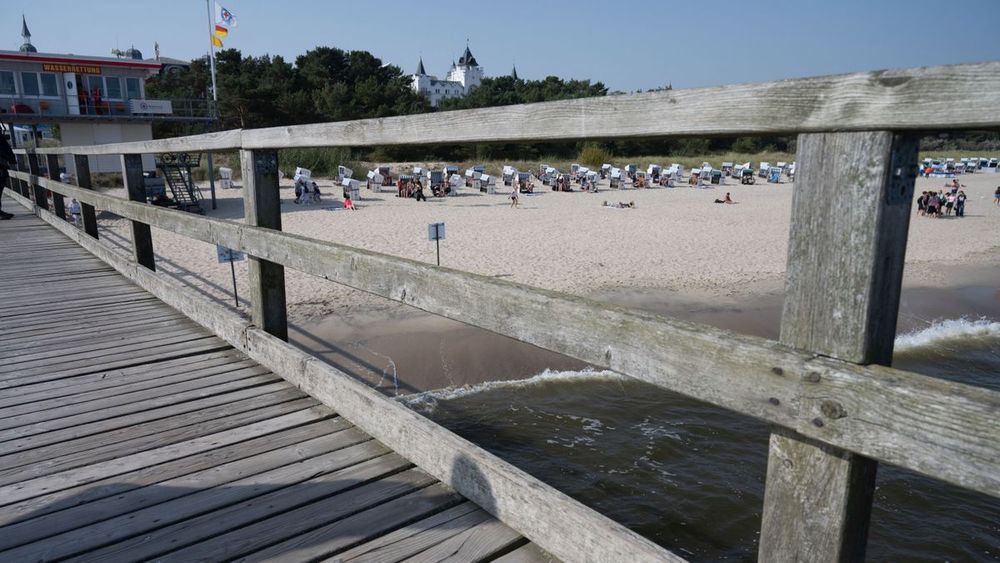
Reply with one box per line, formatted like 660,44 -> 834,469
428,222 -> 445,266
216,245 -> 246,306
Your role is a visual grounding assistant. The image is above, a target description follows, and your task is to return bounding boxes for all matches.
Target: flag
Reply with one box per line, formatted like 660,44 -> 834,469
214,24 -> 229,38
215,2 -> 238,29
211,34 -> 223,48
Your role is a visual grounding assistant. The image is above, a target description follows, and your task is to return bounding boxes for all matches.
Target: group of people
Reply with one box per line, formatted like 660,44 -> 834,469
397,178 -> 427,201
917,180 -> 967,218
293,175 -> 322,205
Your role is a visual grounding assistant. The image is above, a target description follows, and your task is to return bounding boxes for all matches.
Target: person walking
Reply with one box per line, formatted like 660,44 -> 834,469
956,190 -> 967,217
0,127 -> 15,220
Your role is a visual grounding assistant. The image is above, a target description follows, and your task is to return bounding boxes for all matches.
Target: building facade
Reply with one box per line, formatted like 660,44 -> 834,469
1,18 -> 212,173
411,45 -> 484,107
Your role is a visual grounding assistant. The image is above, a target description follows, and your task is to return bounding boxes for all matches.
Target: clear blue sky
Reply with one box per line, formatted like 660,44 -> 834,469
7,0 -> 1000,91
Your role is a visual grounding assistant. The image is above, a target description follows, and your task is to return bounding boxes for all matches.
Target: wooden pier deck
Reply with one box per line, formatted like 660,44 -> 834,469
0,204 -> 549,562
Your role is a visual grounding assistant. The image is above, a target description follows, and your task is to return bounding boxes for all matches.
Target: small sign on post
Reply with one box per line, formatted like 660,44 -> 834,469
216,245 -> 246,306
428,222 -> 445,266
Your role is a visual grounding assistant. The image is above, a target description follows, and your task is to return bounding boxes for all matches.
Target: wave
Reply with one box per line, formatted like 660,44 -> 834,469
398,368 -> 625,413
894,317 -> 1000,353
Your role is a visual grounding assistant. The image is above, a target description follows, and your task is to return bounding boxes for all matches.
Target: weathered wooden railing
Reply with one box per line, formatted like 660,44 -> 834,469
7,61 -> 1000,562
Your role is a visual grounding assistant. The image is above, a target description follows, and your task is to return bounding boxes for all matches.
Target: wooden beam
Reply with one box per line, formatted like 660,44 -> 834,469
45,154 -> 65,220
240,149 -> 287,340
121,154 -> 155,271
8,62 -> 1000,157
72,154 -> 99,239
13,171 -> 1000,498
758,132 -> 919,562
27,129 -> 243,156
26,153 -> 45,210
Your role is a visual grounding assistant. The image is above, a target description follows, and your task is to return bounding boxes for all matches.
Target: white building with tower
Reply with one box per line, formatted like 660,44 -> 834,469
411,44 -> 485,107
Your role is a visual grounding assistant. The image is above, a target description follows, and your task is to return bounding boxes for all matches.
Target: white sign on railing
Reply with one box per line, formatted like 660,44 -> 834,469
130,99 -> 174,115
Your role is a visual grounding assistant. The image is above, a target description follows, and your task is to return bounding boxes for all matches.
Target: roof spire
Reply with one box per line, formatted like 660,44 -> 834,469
511,64 -> 518,80
415,56 -> 426,75
19,15 -> 37,54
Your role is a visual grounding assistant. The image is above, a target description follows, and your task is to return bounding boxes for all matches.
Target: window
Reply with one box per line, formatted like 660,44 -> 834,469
105,77 -> 122,99
87,75 -> 104,96
126,77 -> 141,99
0,71 -> 13,95
40,73 -> 58,97
21,72 -> 39,96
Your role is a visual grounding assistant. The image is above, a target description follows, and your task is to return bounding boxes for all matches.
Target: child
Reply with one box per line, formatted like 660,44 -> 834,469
343,194 -> 357,211
510,188 -> 519,208
69,198 -> 82,227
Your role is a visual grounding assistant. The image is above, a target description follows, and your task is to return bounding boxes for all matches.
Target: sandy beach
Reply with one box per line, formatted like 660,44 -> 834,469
90,166 -> 1000,390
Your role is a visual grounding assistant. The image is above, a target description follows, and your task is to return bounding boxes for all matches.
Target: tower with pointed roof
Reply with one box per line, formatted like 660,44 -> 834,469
19,15 -> 37,54
510,64 -> 518,80
446,43 -> 482,92
410,43 -> 484,107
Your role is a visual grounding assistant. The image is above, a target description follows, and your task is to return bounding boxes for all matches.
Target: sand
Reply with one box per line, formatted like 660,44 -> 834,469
88,167 -> 1000,391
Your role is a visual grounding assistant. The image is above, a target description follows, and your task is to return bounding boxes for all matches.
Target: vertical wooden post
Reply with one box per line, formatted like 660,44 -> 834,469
12,154 -> 25,196
73,155 -> 99,239
121,153 -> 155,271
758,131 -> 918,562
240,149 -> 288,340
45,154 -> 66,220
26,152 -> 46,210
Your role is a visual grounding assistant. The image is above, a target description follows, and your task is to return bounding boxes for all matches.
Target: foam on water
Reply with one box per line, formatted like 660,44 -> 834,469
894,317 -> 1000,353
398,367 -> 625,413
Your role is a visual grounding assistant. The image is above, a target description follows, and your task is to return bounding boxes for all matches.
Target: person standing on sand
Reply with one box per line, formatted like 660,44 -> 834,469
510,187 -> 519,208
917,191 -> 927,215
0,129 -> 14,220
956,190 -> 967,217
994,186 -> 1000,206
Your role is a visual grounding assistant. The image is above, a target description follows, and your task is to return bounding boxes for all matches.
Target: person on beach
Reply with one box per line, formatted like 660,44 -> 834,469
926,192 -> 940,217
69,198 -> 82,226
945,192 -> 956,216
917,191 -> 927,215
994,186 -> 1000,206
714,192 -> 735,204
510,188 -> 519,208
343,194 -> 357,210
956,190 -> 967,217
414,180 -> 426,202
0,129 -> 14,220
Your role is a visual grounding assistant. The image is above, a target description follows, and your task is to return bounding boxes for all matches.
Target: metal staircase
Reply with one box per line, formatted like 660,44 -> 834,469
155,153 -> 205,214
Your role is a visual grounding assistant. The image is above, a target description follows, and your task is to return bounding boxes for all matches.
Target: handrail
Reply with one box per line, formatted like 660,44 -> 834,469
14,170 -> 1000,500
14,60 -> 1000,156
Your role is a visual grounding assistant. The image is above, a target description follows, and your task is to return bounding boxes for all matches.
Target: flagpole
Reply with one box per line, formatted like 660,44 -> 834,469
205,0 -> 218,209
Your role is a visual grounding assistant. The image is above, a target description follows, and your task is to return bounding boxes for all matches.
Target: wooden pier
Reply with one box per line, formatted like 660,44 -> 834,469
2,61 -> 999,561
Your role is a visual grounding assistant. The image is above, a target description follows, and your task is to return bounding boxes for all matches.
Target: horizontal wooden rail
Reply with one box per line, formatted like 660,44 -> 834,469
5,188 -> 678,563
15,61 -> 1000,157
17,170 -> 1000,499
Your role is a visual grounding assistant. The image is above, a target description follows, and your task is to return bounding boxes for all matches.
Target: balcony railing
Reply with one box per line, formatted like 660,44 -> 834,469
0,95 -> 216,121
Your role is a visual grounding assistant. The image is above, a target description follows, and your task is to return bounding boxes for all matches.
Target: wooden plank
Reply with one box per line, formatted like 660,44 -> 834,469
239,62 -> 1000,146
241,148 -> 287,340
0,379 -> 288,448
0,417 -> 350,548
234,482 -> 464,562
76,449 -> 406,562
13,62 -> 1000,157
0,310 -> 187,349
45,154 -> 66,219
122,153 -> 155,270
0,356 -> 258,415
0,400 -> 327,526
331,502 -> 487,562
0,406 -> 330,507
0,396 -> 316,481
0,365 -> 271,431
159,470 -> 445,562
758,132 -> 919,562
0,349 -> 247,408
20,176 -> 999,498
73,153 -> 99,238
492,543 -> 558,563
26,152 -> 45,211
28,129 -> 242,156
400,515 -> 525,562
0,425 -> 371,559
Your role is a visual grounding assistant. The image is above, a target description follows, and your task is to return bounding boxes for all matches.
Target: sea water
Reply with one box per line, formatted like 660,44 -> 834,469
400,317 -> 1000,560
